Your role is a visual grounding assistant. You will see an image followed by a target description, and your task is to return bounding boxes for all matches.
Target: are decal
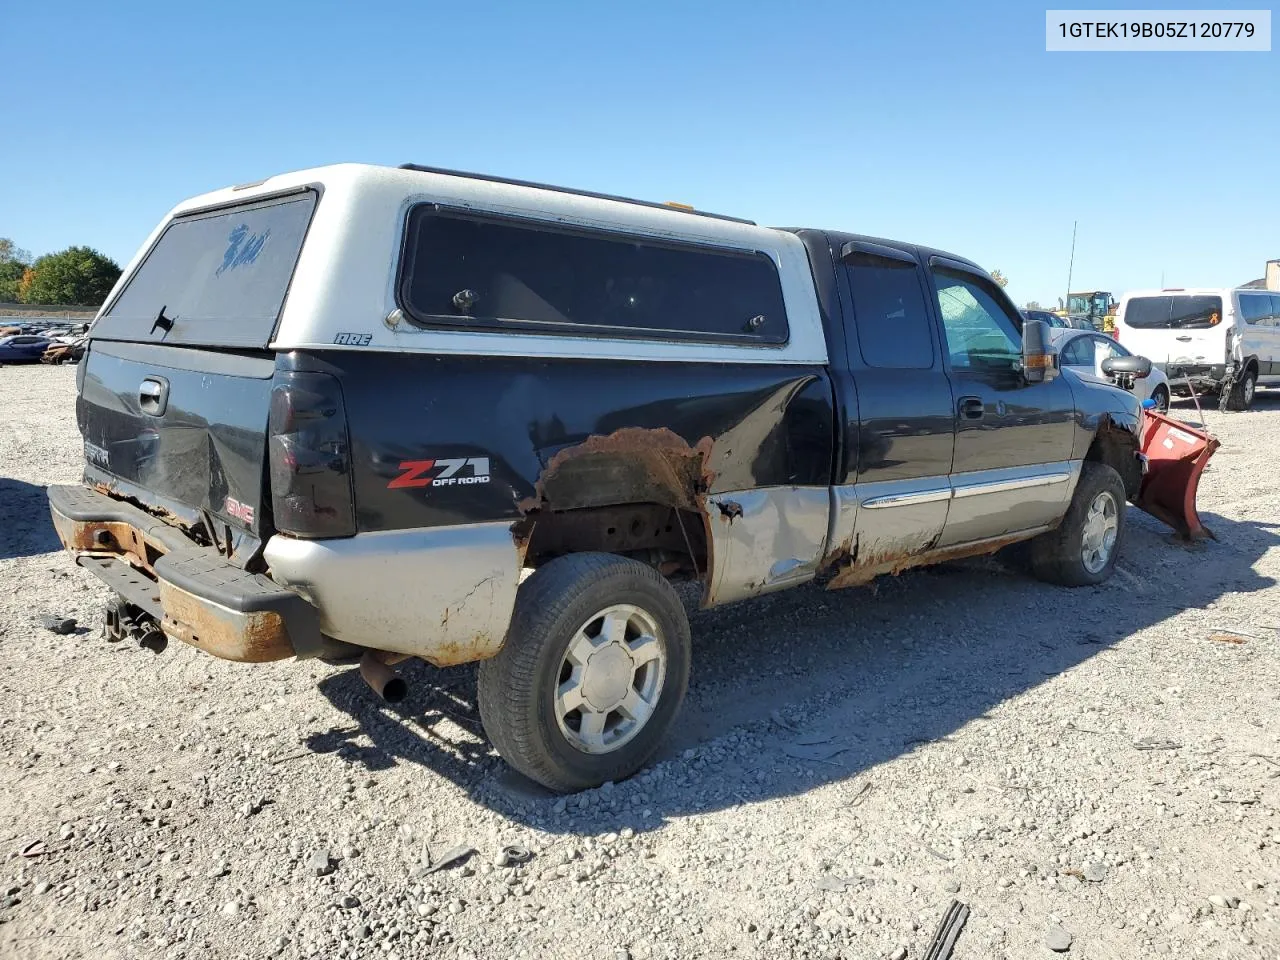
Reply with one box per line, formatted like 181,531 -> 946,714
388,457 -> 491,490
334,332 -> 373,346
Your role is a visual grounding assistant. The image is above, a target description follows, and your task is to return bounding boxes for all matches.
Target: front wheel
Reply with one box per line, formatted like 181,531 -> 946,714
1226,367 -> 1257,411
477,553 -> 691,793
1028,462 -> 1127,587
1151,385 -> 1170,414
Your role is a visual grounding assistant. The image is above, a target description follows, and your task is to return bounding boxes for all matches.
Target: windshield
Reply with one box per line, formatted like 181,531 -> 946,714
1067,295 -> 1090,315
94,192 -> 316,348
1123,295 -> 1223,330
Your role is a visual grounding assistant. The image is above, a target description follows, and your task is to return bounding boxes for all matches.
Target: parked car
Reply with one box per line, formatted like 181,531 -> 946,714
1113,287 -> 1280,410
1025,308 -> 1068,329
50,163 -> 1154,792
42,338 -> 87,365
0,335 -> 54,363
1050,328 -> 1170,412
1022,309 -> 1090,331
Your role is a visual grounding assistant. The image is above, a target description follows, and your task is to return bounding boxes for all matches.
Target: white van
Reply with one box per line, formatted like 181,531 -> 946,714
1113,288 -> 1280,410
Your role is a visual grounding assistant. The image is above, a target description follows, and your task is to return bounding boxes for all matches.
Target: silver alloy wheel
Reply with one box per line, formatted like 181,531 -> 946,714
554,604 -> 667,755
1243,373 -> 1256,406
1080,491 -> 1119,574
1154,387 -> 1169,414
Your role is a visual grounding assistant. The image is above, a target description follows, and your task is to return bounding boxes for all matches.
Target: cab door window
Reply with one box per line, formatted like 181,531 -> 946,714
846,252 -> 935,369
931,269 -> 1021,373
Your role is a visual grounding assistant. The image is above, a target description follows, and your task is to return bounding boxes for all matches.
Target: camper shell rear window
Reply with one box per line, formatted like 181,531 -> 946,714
396,206 -> 789,345
1123,295 -> 1223,330
93,191 -> 317,348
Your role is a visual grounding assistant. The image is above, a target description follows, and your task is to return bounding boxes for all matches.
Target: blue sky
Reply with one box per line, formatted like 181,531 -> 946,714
2,1 -> 1276,306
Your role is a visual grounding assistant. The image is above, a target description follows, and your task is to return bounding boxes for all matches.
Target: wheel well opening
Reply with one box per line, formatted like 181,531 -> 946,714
514,504 -> 708,582
1086,422 -> 1141,500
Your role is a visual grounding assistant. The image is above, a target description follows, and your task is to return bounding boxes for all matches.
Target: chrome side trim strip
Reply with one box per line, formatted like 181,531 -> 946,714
950,471 -> 1072,500
862,488 -> 953,509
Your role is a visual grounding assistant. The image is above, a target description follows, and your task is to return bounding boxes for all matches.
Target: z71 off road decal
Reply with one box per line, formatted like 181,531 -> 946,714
388,457 -> 491,490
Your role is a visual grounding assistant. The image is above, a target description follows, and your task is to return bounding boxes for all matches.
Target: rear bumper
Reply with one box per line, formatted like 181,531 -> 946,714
48,483 -> 523,667
1156,362 -> 1227,390
47,484 -> 321,662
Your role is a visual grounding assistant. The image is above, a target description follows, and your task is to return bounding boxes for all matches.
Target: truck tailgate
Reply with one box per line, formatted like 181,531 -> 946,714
77,341 -> 276,541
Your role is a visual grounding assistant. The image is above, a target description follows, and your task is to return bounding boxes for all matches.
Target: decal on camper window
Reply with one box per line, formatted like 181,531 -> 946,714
216,224 -> 270,276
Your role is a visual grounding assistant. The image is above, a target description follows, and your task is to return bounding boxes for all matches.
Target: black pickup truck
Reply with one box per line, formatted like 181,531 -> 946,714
48,163 -> 1148,791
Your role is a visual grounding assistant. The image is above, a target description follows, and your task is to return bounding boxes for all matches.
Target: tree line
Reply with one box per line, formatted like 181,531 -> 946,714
0,238 -> 122,306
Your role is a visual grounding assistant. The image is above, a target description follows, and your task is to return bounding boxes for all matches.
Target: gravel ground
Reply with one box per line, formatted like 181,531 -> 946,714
2,363 -> 1278,960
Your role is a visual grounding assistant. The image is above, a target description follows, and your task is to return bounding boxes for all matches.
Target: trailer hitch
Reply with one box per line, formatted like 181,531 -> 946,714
105,600 -> 168,653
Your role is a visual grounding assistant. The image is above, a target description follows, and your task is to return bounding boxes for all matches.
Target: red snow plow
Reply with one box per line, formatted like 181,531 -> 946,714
1133,409 -> 1220,541
1100,354 -> 1219,540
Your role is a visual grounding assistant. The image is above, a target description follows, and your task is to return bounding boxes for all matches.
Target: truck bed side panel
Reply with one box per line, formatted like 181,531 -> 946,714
279,350 -> 835,533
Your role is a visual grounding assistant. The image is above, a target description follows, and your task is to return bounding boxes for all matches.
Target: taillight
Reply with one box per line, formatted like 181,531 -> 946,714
1112,327 -> 1119,341
268,371 -> 356,538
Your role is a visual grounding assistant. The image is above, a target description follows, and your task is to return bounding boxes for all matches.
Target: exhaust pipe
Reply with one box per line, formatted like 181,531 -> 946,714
359,652 -> 408,703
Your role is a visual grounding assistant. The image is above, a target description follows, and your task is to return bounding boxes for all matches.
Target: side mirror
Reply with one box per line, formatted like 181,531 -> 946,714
1101,355 -> 1151,379
1022,319 -> 1057,383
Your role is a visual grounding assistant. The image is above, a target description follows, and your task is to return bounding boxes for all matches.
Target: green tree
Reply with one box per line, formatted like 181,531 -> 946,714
0,262 -> 25,303
0,238 -> 32,303
990,269 -> 1009,288
0,238 -> 32,265
18,246 -> 121,306
1024,300 -> 1041,310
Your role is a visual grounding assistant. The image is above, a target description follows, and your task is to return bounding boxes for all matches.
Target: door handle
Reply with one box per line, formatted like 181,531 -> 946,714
958,396 -> 984,420
1175,335 -> 1192,342
139,377 -> 169,416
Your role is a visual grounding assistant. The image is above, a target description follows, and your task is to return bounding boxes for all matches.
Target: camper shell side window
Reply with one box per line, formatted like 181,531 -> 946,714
395,206 -> 790,346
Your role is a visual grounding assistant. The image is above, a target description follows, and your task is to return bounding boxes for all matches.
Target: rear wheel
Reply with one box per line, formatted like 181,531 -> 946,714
477,553 -> 691,793
1028,462 -> 1126,587
1226,367 -> 1257,411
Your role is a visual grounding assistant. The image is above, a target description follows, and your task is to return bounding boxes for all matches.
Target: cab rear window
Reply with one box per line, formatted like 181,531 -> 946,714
397,207 -> 788,344
94,192 -> 316,348
1123,295 -> 1223,330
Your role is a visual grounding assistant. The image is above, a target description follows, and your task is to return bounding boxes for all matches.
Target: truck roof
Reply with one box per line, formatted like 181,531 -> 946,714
169,162 -> 789,252
812,229 -> 986,276
1121,287 -> 1259,299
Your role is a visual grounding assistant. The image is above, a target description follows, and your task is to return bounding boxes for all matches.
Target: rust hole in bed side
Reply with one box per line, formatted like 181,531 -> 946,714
517,427 -> 716,515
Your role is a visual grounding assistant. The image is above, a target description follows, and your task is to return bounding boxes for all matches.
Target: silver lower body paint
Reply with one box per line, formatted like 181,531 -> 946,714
263,522 -> 521,665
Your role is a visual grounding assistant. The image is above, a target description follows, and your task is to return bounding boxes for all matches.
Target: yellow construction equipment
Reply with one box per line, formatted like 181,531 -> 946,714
1054,291 -> 1117,332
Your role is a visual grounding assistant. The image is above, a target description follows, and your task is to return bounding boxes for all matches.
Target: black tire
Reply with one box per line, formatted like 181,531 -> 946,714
477,553 -> 691,793
1027,462 -> 1127,587
1226,367 -> 1257,411
1151,385 -> 1170,414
